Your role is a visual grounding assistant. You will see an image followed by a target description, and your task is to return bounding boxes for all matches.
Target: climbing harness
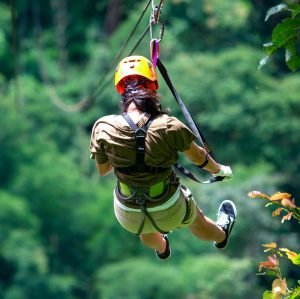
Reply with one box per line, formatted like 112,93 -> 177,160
115,178 -> 175,235
116,113 -> 169,175
115,112 -> 174,235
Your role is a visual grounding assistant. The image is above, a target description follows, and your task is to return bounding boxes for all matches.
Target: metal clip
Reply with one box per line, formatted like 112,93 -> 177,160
149,20 -> 165,43
149,1 -> 164,41
152,5 -> 161,24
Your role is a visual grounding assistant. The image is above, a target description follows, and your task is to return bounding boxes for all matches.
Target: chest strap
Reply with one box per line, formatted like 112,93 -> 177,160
116,113 -> 169,175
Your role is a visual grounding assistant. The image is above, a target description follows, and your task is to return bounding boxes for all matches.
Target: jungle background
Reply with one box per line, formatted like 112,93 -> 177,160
0,0 -> 299,298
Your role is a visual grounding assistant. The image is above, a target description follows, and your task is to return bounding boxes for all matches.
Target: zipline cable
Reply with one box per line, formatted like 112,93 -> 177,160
128,24 -> 151,56
36,0 -> 152,113
83,23 -> 152,112
84,0 -> 152,102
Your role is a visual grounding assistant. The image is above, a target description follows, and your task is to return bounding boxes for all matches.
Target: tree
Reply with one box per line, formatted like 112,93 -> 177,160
260,1 -> 300,72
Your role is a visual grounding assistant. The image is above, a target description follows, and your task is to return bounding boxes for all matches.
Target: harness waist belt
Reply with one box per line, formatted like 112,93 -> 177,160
114,186 -> 181,213
119,179 -> 167,198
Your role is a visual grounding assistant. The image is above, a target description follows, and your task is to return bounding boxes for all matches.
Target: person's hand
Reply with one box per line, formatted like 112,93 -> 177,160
212,165 -> 233,181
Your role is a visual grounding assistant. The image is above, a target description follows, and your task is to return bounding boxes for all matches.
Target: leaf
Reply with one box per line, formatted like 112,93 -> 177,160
290,4 -> 300,19
248,191 -> 270,199
272,278 -> 288,296
281,212 -> 292,223
287,286 -> 300,299
279,248 -> 299,264
266,269 -> 280,277
262,242 -> 277,252
263,290 -> 273,299
272,208 -> 283,217
265,4 -> 288,22
291,254 -> 300,266
290,254 -> 300,266
270,192 -> 291,201
258,56 -> 270,70
263,42 -> 278,56
272,18 -> 300,47
259,255 -> 279,272
281,198 -> 297,208
285,39 -> 300,72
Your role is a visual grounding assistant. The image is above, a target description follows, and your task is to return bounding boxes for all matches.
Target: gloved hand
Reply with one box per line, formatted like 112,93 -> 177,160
212,165 -> 233,181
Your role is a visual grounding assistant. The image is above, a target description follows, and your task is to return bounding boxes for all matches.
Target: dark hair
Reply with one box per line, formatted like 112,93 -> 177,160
121,79 -> 168,116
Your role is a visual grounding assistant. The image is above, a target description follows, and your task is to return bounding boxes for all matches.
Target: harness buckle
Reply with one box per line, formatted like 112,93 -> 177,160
135,128 -> 146,152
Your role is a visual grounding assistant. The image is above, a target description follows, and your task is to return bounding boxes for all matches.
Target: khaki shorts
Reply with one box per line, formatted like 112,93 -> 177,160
114,185 -> 197,234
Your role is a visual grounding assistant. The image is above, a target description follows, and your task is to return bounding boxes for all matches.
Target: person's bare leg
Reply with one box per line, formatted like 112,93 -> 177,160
140,233 -> 166,254
189,208 -> 225,243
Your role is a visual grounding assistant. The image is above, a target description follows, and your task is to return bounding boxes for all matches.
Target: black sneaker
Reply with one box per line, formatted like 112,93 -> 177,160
214,200 -> 237,249
155,234 -> 171,260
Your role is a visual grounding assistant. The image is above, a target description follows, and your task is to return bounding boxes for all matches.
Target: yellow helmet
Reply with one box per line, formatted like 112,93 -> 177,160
115,56 -> 158,94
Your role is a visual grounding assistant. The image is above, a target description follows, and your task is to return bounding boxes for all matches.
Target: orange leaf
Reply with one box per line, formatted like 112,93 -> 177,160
262,242 -> 277,252
259,254 -> 279,272
279,248 -> 298,260
248,191 -> 270,200
270,192 -> 291,201
281,198 -> 296,208
272,278 -> 287,297
272,208 -> 282,217
281,212 -> 292,223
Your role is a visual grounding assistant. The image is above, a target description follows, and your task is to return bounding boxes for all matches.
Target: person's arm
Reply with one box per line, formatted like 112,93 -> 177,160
183,141 -> 220,173
96,160 -> 113,176
183,141 -> 233,179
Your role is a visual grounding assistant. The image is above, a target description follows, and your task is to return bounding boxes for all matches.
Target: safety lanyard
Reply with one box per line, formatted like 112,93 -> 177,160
157,58 -> 223,184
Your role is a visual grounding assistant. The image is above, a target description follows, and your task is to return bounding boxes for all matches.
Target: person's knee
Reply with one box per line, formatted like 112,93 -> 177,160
190,208 -> 205,227
140,233 -> 159,243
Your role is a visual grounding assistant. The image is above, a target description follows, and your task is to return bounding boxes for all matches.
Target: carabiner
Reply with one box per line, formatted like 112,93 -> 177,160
152,4 -> 161,23
150,20 -> 164,42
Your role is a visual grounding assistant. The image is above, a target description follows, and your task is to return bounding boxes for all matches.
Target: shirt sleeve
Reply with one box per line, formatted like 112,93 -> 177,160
89,121 -> 109,164
166,117 -> 197,152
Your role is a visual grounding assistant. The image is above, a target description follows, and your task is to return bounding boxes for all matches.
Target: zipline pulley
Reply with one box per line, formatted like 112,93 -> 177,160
151,0 -> 164,23
149,1 -> 165,42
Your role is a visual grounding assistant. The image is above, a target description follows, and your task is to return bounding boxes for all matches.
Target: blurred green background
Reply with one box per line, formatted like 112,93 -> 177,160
1,0 -> 299,298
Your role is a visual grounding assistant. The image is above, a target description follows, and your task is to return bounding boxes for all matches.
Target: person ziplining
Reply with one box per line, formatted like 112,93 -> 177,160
89,1 -> 237,260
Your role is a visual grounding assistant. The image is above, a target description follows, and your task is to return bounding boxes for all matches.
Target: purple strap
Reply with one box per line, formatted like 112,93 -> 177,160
151,39 -> 159,68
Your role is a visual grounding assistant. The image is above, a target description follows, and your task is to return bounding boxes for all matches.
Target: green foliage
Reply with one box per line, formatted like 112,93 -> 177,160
1,0 -> 299,298
182,255 -> 260,298
95,255 -> 259,299
260,2 -> 300,71
0,3 -> 12,78
163,46 -> 300,191
96,258 -> 187,299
